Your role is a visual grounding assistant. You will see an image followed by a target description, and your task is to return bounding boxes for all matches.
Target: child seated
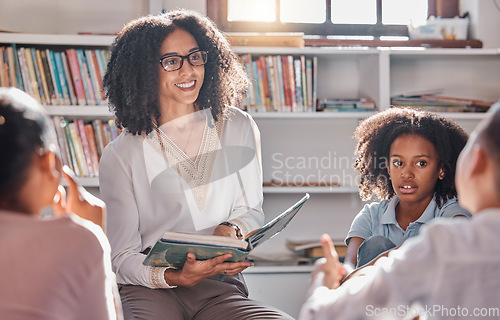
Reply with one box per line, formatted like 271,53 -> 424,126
345,108 -> 470,269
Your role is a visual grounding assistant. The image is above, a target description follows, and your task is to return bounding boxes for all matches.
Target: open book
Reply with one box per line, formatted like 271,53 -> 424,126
142,193 -> 310,268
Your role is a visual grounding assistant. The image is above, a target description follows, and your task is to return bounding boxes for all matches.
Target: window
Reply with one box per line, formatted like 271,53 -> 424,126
207,0 -> 457,39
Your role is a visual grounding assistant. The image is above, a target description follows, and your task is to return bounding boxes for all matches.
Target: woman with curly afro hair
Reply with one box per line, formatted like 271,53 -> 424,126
99,9 -> 293,320
343,108 -> 471,272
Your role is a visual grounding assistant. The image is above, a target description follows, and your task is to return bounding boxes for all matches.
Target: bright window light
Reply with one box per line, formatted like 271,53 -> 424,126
227,0 -> 276,22
280,0 -> 326,23
382,0 -> 428,25
331,0 -> 377,24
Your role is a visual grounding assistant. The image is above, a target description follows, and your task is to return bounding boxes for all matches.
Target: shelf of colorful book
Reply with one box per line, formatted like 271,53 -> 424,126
263,186 -> 358,194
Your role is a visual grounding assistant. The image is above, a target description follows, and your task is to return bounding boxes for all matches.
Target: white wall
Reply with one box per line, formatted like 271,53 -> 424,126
461,0 -> 500,48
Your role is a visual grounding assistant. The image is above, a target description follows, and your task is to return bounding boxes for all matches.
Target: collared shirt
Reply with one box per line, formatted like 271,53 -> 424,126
346,196 -> 470,246
300,208 -> 500,320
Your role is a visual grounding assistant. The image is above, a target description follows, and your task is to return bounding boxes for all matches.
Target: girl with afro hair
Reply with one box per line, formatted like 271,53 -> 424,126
99,9 -> 293,320
344,108 -> 471,271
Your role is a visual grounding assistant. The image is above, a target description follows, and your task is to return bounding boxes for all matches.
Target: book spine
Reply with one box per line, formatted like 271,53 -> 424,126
107,119 -> 120,140
17,48 -> 33,96
10,44 -> 24,90
90,50 -> 106,103
76,49 -> 96,105
35,49 -> 51,105
92,119 -> 105,157
75,119 -> 95,177
30,48 -> 47,105
306,58 -> 313,112
66,49 -> 86,105
293,58 -> 303,112
5,47 -> 17,87
40,50 -> 56,104
85,50 -> 102,105
54,52 -> 71,105
287,55 -> 297,112
51,116 -> 73,171
312,56 -> 318,112
272,56 -> 282,112
63,120 -> 81,176
0,47 -> 7,87
258,56 -> 270,110
47,50 -> 63,105
61,52 -> 78,105
23,48 -> 42,103
68,121 -> 88,176
85,123 -> 100,175
300,55 -> 308,112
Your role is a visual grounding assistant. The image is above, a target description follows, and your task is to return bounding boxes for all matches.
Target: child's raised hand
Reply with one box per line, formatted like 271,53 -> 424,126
321,233 -> 346,289
53,165 -> 106,230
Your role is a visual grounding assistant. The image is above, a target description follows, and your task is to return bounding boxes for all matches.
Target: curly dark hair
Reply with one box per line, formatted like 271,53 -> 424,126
353,108 -> 469,206
103,9 -> 249,135
0,88 -> 55,200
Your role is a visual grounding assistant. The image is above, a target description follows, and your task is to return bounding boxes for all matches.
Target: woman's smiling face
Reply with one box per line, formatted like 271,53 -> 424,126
387,133 -> 443,205
157,28 -> 205,110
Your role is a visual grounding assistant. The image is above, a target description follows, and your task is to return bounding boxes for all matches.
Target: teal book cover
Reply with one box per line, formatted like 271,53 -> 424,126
143,193 -> 310,269
143,238 -> 250,268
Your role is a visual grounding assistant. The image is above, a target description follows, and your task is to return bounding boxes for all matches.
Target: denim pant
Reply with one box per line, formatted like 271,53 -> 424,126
357,235 -> 397,268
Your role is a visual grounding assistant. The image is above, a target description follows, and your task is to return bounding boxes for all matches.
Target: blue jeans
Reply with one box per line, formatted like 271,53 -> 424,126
357,235 -> 397,268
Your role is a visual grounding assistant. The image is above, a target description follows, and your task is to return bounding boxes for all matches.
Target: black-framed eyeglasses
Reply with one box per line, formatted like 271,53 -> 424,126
159,50 -> 208,72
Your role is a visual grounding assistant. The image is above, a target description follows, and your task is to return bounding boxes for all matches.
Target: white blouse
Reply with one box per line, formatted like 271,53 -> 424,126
99,107 -> 264,289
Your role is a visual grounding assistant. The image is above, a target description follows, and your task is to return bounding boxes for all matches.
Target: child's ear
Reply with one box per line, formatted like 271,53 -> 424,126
386,160 -> 391,178
438,168 -> 445,180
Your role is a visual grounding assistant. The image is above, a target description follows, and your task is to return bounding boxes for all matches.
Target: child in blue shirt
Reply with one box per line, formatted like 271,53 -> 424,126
344,108 -> 470,269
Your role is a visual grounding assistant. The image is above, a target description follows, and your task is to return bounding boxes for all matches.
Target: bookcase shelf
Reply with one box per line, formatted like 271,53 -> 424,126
1,33 -> 496,240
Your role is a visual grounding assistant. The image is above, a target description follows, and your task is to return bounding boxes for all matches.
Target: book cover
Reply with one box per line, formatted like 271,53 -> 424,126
286,238 -> 347,259
61,51 -> 78,105
35,49 -> 51,105
143,193 -> 310,268
68,121 -> 88,177
46,50 -> 63,105
66,49 -> 86,105
85,50 -> 103,105
30,48 -> 46,105
76,49 -> 96,105
23,48 -> 42,103
6,46 -> 20,89
51,116 -> 73,171
75,119 -> 96,177
54,52 -> 71,105
40,50 -> 56,104
92,119 -> 106,157
63,120 -> 80,176
17,48 -> 33,97
84,123 -> 100,175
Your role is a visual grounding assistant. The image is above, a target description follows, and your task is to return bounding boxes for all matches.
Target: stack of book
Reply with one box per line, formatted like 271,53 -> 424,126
52,116 -> 120,177
286,238 -> 348,263
239,54 -> 317,113
391,94 -> 493,113
0,44 -> 109,106
318,98 -> 376,112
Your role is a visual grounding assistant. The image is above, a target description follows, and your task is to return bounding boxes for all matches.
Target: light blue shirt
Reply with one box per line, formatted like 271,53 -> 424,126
345,196 -> 470,246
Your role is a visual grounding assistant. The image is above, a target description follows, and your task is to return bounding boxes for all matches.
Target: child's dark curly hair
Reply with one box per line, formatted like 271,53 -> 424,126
353,108 -> 468,206
103,9 -> 249,135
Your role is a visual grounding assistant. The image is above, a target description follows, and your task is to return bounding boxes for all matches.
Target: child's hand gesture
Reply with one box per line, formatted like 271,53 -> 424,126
53,165 -> 106,230
320,234 -> 346,289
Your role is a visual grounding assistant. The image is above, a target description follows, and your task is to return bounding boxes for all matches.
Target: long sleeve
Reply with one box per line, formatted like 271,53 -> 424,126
99,137 -> 168,289
300,227 -> 443,320
224,110 -> 265,236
